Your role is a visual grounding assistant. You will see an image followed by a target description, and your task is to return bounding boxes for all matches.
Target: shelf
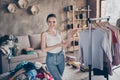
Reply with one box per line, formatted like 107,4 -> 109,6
67,46 -> 78,51
67,10 -> 74,12
74,9 -> 91,12
67,9 -> 91,12
66,18 -> 87,22
67,46 -> 74,52
74,19 -> 87,21
74,46 -> 79,51
64,4 -> 89,52
74,36 -> 79,40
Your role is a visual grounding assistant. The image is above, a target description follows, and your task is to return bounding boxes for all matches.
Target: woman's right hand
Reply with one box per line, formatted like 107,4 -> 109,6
60,41 -> 69,48
70,28 -> 78,35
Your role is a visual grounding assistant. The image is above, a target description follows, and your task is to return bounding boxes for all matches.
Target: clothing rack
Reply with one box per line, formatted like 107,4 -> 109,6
87,16 -> 110,80
88,16 -> 120,80
86,1 -> 120,80
86,1 -> 111,79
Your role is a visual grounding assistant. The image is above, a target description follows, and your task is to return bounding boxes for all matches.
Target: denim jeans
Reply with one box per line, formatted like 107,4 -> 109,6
46,50 -> 65,80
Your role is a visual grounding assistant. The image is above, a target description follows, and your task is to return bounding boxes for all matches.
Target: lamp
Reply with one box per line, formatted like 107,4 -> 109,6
7,3 -> 16,13
30,5 -> 40,15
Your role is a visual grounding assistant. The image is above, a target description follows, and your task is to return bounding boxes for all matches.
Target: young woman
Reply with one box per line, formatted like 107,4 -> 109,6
41,13 -> 77,80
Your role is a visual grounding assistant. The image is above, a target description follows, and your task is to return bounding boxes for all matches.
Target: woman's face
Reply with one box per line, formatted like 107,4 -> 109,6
47,17 -> 57,28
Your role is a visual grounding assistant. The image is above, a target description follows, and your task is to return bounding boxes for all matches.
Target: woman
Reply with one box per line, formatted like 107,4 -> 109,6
41,13 -> 77,80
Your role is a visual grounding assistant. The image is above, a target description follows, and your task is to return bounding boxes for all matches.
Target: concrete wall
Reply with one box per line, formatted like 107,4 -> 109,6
0,0 -> 85,35
89,0 -> 97,18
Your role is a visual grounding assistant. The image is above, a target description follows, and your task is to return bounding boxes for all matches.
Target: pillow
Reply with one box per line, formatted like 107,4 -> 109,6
17,35 -> 31,55
17,35 -> 31,50
29,34 -> 41,49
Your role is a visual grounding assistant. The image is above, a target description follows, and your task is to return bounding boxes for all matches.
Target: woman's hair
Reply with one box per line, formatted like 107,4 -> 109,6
46,13 -> 56,22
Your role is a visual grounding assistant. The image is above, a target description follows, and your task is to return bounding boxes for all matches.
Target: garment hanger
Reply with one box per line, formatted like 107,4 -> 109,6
100,22 -> 106,27
84,22 -> 97,30
104,22 -> 117,31
92,22 -> 98,28
85,24 -> 96,30
108,22 -> 120,30
96,22 -> 103,28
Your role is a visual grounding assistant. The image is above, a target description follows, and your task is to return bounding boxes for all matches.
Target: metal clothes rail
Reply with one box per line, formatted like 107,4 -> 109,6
89,16 -> 110,22
87,16 -> 110,80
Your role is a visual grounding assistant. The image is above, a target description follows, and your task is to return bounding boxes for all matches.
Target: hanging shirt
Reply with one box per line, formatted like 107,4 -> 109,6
107,26 -> 120,65
45,31 -> 62,54
79,28 -> 112,70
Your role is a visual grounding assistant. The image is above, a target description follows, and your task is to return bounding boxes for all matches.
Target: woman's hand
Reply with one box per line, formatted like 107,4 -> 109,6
61,41 -> 68,48
68,28 -> 78,38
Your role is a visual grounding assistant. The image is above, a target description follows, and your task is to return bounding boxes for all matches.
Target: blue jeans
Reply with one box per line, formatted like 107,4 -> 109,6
46,50 -> 65,80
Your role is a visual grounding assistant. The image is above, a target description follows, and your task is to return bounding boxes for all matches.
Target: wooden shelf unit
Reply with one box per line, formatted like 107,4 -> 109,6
64,4 -> 91,52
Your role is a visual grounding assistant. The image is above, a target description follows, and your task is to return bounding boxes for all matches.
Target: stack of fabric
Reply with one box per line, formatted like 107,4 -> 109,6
9,61 -> 53,80
21,48 -> 34,54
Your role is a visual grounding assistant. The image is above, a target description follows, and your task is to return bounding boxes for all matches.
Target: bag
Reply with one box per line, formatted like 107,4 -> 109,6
80,64 -> 89,72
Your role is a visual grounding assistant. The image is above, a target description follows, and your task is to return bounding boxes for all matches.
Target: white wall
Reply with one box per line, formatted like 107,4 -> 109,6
101,0 -> 120,25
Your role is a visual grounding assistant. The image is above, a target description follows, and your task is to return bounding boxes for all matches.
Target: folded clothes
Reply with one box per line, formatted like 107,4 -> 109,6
21,48 -> 34,54
23,47 -> 34,51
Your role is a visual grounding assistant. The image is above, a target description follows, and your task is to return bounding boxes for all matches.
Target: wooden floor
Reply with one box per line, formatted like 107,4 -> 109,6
63,65 -> 88,80
63,65 -> 120,80
0,65 -> 120,80
64,51 -> 120,80
89,66 -> 120,80
1,51 -> 120,80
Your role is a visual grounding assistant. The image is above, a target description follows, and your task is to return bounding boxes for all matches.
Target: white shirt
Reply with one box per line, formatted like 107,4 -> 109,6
45,31 -> 62,54
79,28 -> 112,70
